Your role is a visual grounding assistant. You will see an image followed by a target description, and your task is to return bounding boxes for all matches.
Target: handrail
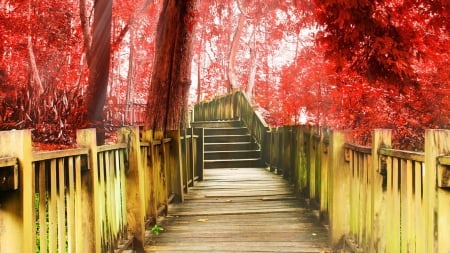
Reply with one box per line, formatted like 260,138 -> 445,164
0,127 -> 200,252
97,143 -> 127,152
438,155 -> 450,166
0,156 -> 17,167
379,147 -> 424,162
344,142 -> 371,154
32,147 -> 89,162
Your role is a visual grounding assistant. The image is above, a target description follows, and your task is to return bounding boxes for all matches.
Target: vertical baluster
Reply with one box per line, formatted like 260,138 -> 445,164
75,155 -> 83,253
67,157 -> 76,253
57,158 -> 66,252
39,162 -> 47,252
98,152 -> 106,249
49,159 -> 57,253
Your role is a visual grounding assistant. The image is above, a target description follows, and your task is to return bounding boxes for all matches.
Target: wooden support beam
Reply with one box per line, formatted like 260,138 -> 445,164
118,127 -> 146,252
166,130 -> 184,202
370,129 -> 391,252
76,128 -> 101,253
424,130 -> 450,253
328,130 -> 348,247
195,128 -> 204,181
0,130 -> 33,253
189,128 -> 195,187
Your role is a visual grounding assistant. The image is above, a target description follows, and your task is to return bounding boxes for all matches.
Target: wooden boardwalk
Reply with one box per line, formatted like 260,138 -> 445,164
144,168 -> 333,252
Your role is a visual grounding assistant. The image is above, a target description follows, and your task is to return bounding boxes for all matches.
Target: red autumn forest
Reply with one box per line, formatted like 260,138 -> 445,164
0,0 -> 449,150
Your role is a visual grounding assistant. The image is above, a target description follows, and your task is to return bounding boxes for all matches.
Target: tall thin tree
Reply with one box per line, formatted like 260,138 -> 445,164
81,0 -> 113,144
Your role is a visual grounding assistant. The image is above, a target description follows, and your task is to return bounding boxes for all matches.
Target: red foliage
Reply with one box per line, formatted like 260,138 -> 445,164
313,0 -> 450,87
1,0 -> 449,150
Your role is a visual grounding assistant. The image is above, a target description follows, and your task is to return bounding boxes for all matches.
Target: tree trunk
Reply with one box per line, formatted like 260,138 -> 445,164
27,0 -> 43,96
145,0 -> 197,132
126,27 -> 136,124
227,13 -> 245,91
83,0 -> 112,144
196,29 -> 204,103
246,27 -> 257,101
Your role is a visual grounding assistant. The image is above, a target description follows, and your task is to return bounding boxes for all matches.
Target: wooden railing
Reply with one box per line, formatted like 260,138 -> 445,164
0,126 -> 200,253
267,127 -> 450,253
181,128 -> 203,189
193,90 -> 270,161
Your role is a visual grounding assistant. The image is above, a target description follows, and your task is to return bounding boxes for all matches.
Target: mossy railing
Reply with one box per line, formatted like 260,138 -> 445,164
267,126 -> 450,252
0,127 -> 199,253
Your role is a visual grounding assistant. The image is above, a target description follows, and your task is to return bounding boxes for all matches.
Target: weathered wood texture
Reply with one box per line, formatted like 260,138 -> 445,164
145,167 -> 332,252
267,127 -> 450,253
193,91 -> 270,163
0,127 -> 199,253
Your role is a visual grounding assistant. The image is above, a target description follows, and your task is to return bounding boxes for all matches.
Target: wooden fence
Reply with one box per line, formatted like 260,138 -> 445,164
267,126 -> 450,253
0,126 -> 201,253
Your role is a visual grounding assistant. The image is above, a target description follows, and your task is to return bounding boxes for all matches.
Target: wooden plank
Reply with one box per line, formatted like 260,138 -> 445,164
58,158 -> 66,251
0,130 -> 35,253
391,157 -> 401,253
144,167 -> 331,252
118,127 -> 145,252
104,151 -> 113,248
405,159 -> 414,253
97,143 -> 127,153
328,131 -> 349,247
75,155 -> 83,253
370,129 -> 391,252
119,149 -> 127,233
113,150 -> 121,237
98,152 -> 107,247
32,148 -> 89,162
141,145 -> 150,218
67,156 -> 76,253
76,128 -> 101,253
384,155 -> 393,252
424,130 -> 450,253
344,142 -> 371,154
349,150 -> 357,238
38,162 -> 47,253
0,157 -> 17,167
49,159 -> 57,253
414,161 -> 424,253
379,148 -> 424,162
400,159 -> 408,253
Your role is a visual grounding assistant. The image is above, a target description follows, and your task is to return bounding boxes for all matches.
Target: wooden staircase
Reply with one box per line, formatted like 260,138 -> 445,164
192,120 -> 264,169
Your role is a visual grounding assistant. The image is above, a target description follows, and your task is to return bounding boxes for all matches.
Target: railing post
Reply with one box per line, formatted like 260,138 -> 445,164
308,128 -> 317,200
293,126 -> 308,195
328,130 -> 348,247
320,127 -> 329,219
424,130 -> 450,253
166,130 -> 185,202
370,129 -> 391,252
0,130 -> 33,253
118,127 -> 145,252
189,128 -> 195,186
181,129 -> 189,192
76,128 -> 101,253
195,128 -> 204,181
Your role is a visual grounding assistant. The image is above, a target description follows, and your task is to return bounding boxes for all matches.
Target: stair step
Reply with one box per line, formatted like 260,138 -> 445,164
204,127 -> 248,136
191,120 -> 242,128
193,120 -> 265,169
204,142 -> 257,151
204,135 -> 251,143
204,150 -> 261,160
204,158 -> 264,169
